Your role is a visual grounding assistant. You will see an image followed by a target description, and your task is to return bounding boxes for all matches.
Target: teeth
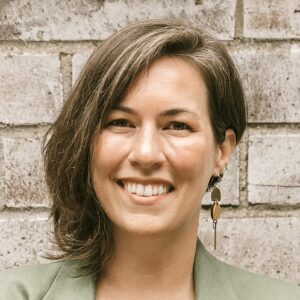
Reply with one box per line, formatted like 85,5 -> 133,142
158,185 -> 164,195
136,184 -> 144,196
144,185 -> 152,197
122,182 -> 171,197
131,183 -> 137,193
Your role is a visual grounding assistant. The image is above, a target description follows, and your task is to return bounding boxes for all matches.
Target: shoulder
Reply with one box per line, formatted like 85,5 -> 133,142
0,260 -> 96,300
194,240 -> 300,300
219,259 -> 300,300
0,260 -> 65,300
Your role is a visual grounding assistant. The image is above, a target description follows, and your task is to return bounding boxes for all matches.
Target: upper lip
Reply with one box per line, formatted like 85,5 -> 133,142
117,177 -> 174,188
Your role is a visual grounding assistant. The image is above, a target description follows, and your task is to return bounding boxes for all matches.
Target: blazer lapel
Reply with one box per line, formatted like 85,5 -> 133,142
45,239 -> 239,299
194,239 -> 238,300
43,260 -> 96,300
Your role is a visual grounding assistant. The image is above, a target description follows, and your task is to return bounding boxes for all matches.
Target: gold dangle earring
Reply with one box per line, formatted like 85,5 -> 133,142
211,186 -> 221,250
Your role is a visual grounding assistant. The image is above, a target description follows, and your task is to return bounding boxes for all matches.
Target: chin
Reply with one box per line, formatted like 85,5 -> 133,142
117,215 -> 175,236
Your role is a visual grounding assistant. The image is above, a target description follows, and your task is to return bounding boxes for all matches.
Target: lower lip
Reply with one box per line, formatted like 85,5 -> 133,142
116,183 -> 174,206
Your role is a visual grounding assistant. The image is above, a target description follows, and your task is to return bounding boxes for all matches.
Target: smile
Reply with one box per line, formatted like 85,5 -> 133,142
117,180 -> 175,198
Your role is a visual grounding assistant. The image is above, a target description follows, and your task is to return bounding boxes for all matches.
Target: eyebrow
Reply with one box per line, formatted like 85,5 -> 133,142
111,105 -> 201,120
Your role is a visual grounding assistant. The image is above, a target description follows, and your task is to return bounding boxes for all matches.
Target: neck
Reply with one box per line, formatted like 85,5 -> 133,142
96,219 -> 199,299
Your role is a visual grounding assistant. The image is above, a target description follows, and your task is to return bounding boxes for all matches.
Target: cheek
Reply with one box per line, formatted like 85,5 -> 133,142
165,135 -> 216,179
91,135 -> 121,208
92,132 -> 129,176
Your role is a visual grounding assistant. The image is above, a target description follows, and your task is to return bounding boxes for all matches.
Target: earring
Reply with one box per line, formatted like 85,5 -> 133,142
211,186 -> 221,250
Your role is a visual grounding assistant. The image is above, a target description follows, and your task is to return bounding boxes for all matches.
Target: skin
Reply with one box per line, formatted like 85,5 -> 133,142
91,56 -> 236,299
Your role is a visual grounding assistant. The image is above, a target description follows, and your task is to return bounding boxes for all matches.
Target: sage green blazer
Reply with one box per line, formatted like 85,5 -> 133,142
1,239 -> 299,299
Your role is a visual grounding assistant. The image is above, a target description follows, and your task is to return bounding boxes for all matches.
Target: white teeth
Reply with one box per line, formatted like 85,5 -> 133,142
136,184 -> 144,196
122,181 -> 171,197
131,183 -> 137,193
144,185 -> 152,196
158,185 -> 164,195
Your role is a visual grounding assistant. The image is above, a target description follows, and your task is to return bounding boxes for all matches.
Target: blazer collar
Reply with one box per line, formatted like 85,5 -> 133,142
49,239 -> 236,299
44,260 -> 96,299
194,239 -> 238,300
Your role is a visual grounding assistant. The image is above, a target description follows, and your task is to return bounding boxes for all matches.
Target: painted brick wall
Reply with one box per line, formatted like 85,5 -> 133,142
0,0 -> 299,284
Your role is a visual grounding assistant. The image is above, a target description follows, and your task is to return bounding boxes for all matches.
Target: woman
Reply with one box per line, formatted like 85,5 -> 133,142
0,19 -> 299,300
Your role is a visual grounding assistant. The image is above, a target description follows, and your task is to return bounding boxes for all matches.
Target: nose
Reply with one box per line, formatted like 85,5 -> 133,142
128,124 -> 165,170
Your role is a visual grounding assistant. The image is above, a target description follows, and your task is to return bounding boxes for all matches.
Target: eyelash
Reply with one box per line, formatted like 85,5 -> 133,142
108,119 -> 133,128
107,119 -> 192,131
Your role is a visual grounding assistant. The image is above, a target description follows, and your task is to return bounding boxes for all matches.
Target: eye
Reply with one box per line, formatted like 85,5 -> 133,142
166,121 -> 192,131
107,118 -> 134,128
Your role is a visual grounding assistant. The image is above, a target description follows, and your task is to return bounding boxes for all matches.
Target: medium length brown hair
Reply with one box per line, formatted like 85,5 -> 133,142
43,19 -> 247,277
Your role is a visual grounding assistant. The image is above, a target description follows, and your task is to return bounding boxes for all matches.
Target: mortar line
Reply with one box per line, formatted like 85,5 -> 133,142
0,39 -> 299,54
0,40 -> 299,57
201,205 -> 300,218
0,40 -> 99,55
234,0 -> 244,38
239,125 -> 249,208
226,39 -> 300,47
59,53 -> 73,102
0,207 -> 50,214
247,123 -> 300,129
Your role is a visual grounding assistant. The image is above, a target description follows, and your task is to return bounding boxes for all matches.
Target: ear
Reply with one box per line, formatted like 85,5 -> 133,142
213,129 -> 236,176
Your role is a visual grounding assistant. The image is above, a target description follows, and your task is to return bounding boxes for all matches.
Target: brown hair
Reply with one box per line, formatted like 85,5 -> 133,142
43,19 -> 247,277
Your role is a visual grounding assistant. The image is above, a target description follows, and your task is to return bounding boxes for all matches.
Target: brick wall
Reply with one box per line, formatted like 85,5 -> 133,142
0,0 -> 299,284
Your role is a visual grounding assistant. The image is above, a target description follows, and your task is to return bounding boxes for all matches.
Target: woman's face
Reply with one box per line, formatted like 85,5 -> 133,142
91,56 -> 223,237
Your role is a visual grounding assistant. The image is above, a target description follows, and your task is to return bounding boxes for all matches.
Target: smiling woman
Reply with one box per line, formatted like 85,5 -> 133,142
0,19 -> 299,300
91,56 -> 227,241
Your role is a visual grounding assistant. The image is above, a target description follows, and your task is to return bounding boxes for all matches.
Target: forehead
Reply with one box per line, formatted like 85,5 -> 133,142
118,56 -> 208,113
